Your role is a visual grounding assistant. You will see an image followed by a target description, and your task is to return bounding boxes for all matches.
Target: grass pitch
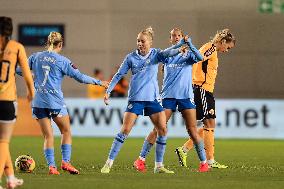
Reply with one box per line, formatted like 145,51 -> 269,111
8,137 -> 284,189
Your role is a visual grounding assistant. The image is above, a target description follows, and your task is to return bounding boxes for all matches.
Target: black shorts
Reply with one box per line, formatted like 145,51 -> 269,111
0,101 -> 17,123
193,86 -> 216,121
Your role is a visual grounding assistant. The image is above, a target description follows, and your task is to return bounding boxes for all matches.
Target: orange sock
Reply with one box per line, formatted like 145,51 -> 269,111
183,128 -> 205,151
198,128 -> 204,139
0,140 -> 9,179
203,128 -> 215,161
4,149 -> 14,176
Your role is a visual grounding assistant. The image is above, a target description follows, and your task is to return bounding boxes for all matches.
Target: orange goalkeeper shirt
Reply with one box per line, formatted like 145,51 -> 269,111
0,40 -> 31,101
192,42 -> 218,93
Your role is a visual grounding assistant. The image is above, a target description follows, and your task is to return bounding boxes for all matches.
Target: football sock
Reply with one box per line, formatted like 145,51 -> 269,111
61,144 -> 71,163
155,136 -> 167,166
6,175 -> 16,182
194,140 -> 206,162
139,139 -> 154,159
0,140 -> 9,178
105,158 -> 114,167
108,132 -> 127,160
183,128 -> 204,152
204,128 -> 215,161
44,148 -> 56,167
4,150 -> 14,176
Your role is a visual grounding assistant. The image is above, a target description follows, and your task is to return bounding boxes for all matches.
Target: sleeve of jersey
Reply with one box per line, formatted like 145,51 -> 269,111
186,40 -> 203,62
62,60 -> 102,85
106,56 -> 130,95
159,39 -> 186,60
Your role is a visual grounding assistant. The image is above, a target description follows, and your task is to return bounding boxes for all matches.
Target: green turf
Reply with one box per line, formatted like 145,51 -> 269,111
6,137 -> 284,189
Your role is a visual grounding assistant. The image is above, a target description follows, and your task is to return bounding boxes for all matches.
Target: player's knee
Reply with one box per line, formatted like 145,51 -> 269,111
204,124 -> 215,129
156,126 -> 167,136
121,127 -> 131,135
60,127 -> 71,135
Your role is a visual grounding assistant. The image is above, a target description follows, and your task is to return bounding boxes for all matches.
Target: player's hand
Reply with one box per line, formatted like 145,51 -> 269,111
183,35 -> 189,42
27,90 -> 34,102
179,45 -> 188,54
104,93 -> 110,105
101,81 -> 109,89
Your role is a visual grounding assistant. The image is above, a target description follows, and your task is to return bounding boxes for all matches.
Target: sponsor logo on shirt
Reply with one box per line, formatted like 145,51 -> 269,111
35,88 -> 59,94
167,63 -> 186,69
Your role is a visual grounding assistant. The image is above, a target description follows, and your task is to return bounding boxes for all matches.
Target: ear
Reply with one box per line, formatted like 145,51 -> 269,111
221,39 -> 226,44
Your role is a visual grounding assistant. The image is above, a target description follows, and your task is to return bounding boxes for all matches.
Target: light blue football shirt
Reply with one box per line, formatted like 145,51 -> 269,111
161,41 -> 203,99
106,40 -> 185,101
18,51 -> 102,109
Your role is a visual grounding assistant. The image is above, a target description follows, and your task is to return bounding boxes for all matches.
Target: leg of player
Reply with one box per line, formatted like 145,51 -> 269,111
150,111 -> 174,174
181,121 -> 204,153
176,128 -> 204,167
53,115 -> 79,174
4,151 -> 24,189
134,109 -> 172,172
203,118 -> 228,169
101,112 -> 137,173
133,129 -> 156,172
181,109 -> 209,172
0,122 -> 23,189
37,118 -> 60,175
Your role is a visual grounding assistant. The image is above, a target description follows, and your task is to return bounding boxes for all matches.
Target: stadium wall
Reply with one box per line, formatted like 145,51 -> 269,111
1,0 -> 284,98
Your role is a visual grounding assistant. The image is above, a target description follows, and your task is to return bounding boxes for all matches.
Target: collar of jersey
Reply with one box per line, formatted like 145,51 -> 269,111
135,48 -> 153,60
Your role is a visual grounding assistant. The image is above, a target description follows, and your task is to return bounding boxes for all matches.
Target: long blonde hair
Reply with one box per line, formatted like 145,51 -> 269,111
211,29 -> 236,45
139,26 -> 154,41
47,31 -> 63,52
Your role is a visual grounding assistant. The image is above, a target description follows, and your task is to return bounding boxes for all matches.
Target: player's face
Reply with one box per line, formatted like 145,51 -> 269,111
218,41 -> 235,53
137,33 -> 152,55
170,30 -> 183,45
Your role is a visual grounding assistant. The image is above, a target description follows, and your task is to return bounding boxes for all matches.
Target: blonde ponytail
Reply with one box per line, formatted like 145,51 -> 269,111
211,29 -> 235,44
139,26 -> 154,41
46,31 -> 63,52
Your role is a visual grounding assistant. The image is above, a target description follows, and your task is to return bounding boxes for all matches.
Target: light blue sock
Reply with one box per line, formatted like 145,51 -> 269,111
108,132 -> 127,160
194,140 -> 206,162
155,136 -> 167,163
139,139 -> 154,159
61,144 -> 72,163
44,148 -> 56,167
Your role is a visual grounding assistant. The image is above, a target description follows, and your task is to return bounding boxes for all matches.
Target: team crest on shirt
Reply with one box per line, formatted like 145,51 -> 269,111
208,109 -> 215,115
146,59 -> 150,64
128,103 -> 133,109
